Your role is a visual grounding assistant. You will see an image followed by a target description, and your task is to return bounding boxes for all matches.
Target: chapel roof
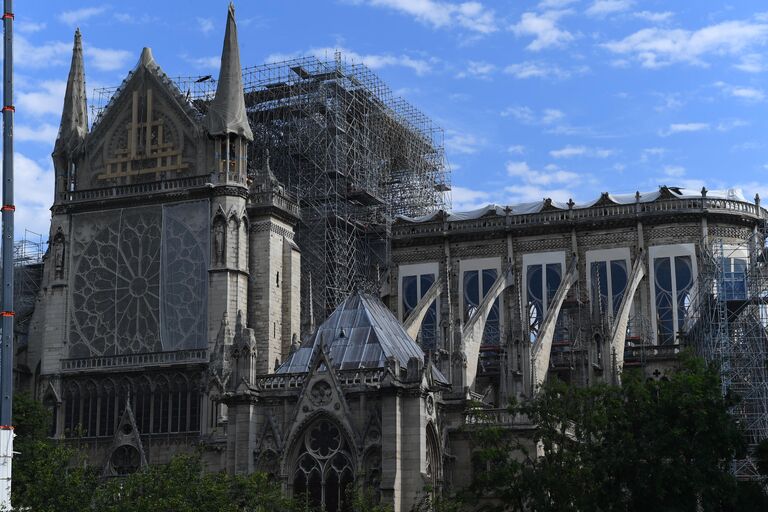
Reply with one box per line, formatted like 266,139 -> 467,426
277,291 -> 432,375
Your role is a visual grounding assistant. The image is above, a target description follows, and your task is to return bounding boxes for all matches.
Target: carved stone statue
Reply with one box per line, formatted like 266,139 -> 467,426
213,219 -> 225,265
52,227 -> 66,279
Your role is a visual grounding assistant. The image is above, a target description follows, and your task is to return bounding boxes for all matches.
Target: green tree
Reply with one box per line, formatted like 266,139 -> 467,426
92,454 -> 299,512
469,353 -> 766,511
11,393 -> 99,512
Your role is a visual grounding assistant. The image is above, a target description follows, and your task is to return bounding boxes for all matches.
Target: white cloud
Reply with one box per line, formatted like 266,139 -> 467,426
182,55 -> 221,70
197,17 -> 215,35
445,131 -> 485,154
586,0 -> 633,18
456,60 -> 496,78
731,87 -> 764,101
363,0 -> 498,33
735,53 -> 765,73
18,80 -> 66,117
504,61 -> 587,79
714,81 -> 765,101
16,123 -> 59,145
266,46 -> 433,75
15,153 -> 53,236
504,184 -> 574,204
663,165 -> 686,177
86,46 -> 133,71
16,35 -> 71,69
538,0 -> 577,8
641,147 -> 666,161
59,7 -> 108,25
511,10 -> 574,51
17,20 -> 47,34
716,119 -> 749,131
633,11 -> 673,23
452,185 -> 491,210
660,123 -> 710,136
501,106 -> 564,125
541,108 -> 565,124
550,145 -> 615,158
507,145 -> 526,154
603,20 -> 768,68
506,161 -> 580,186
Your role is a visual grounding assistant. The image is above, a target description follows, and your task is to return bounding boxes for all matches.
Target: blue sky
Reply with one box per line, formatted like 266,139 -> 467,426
12,0 -> 768,236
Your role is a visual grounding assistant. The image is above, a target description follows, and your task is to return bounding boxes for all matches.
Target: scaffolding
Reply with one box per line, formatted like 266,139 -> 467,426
92,54 -> 450,325
685,228 -> 768,480
13,230 -> 44,342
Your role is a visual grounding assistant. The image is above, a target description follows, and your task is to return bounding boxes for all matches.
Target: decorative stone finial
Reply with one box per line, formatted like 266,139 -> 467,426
701,186 -> 708,197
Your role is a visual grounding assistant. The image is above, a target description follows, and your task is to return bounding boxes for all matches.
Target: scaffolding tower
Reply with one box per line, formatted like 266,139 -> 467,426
685,228 -> 768,480
92,54 -> 451,326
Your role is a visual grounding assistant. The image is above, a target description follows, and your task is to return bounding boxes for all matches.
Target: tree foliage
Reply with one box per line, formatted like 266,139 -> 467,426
469,353 -> 768,511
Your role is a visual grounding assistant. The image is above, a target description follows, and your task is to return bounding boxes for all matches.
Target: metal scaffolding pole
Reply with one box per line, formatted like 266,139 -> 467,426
0,0 -> 13,507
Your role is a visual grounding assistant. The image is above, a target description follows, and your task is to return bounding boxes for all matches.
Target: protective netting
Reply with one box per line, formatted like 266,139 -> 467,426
68,200 -> 209,357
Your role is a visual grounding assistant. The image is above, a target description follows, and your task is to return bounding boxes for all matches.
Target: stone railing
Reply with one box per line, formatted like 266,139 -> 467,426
66,175 -> 212,203
464,408 -> 520,426
624,343 -> 681,361
394,197 -> 766,238
61,348 -> 208,372
253,367 -> 387,391
249,190 -> 300,218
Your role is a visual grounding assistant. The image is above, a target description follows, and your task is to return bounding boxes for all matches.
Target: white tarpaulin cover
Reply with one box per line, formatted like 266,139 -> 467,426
202,3 -> 253,141
397,187 -> 749,223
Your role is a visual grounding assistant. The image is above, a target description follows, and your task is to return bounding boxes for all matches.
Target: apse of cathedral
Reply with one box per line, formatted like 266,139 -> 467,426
15,3 -> 767,512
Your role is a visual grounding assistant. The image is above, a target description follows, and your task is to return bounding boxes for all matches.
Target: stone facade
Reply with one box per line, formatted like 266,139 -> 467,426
15,5 -> 768,512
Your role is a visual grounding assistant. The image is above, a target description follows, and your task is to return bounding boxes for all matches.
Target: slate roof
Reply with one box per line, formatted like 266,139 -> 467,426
277,291 -> 427,374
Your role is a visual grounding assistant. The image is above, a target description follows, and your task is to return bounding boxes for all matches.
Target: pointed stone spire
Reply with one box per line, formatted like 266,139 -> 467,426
53,28 -> 88,160
136,47 -> 156,70
203,3 -> 253,141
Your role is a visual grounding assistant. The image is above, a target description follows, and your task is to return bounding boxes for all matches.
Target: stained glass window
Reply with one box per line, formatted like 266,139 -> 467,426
401,271 -> 438,351
462,268 -> 500,345
654,255 -> 694,345
292,419 -> 354,512
526,262 -> 562,343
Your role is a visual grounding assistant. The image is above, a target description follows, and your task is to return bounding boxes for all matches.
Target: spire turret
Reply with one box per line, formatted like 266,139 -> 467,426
53,29 -> 88,169
203,3 -> 253,141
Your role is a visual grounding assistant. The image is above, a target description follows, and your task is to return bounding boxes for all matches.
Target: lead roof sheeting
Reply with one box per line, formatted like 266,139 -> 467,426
396,187 -> 750,223
276,292 -> 424,374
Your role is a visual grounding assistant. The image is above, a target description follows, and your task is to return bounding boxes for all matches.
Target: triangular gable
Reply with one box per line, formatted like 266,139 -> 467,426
255,412 -> 284,454
282,346 -> 357,458
102,401 -> 148,477
82,48 -> 203,189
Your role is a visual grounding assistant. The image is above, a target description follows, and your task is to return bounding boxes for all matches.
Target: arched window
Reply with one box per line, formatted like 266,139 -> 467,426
99,380 -> 116,437
82,381 -> 97,437
426,424 -> 441,494
170,374 -> 188,433
135,377 -> 152,434
63,381 -> 81,437
228,217 -> 239,268
153,377 -> 169,433
241,217 -> 249,271
189,378 -> 200,432
292,418 -> 355,512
